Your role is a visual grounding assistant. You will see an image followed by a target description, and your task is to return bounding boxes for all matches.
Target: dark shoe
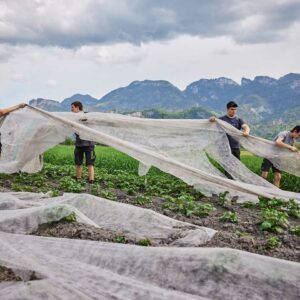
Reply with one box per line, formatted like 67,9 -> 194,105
88,180 -> 94,184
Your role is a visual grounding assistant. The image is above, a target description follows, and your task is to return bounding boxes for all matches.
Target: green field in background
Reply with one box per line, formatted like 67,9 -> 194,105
43,145 -> 300,193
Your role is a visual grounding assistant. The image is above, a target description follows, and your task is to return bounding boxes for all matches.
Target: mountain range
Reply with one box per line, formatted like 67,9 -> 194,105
29,73 -> 300,138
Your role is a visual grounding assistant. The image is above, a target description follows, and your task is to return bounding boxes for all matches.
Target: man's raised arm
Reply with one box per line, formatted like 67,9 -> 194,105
0,103 -> 27,117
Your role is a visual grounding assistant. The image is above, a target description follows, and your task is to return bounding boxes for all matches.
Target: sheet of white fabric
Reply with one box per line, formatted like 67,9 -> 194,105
0,106 -> 299,201
0,192 -> 215,244
0,192 -> 299,300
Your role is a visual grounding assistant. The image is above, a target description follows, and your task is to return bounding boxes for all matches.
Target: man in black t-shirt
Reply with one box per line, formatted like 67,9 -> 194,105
209,101 -> 250,160
71,101 -> 96,184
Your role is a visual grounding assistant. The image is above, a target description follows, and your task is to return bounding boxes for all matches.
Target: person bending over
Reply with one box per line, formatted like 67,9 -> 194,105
261,125 -> 300,187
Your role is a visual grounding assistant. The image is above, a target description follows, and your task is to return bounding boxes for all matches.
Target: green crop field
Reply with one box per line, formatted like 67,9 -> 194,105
1,145 -> 299,196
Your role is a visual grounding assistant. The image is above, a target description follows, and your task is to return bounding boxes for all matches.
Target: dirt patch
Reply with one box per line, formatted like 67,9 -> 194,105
0,265 -> 22,282
205,231 -> 300,262
32,220 -> 183,246
33,221 -> 136,243
159,197 -> 300,262
0,265 -> 40,282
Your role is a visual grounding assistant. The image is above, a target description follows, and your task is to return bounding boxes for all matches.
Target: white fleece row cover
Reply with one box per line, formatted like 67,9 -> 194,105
0,192 -> 299,300
0,106 -> 299,201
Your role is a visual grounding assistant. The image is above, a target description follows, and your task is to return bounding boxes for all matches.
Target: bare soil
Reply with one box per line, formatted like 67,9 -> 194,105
0,265 -> 21,282
32,220 -> 185,246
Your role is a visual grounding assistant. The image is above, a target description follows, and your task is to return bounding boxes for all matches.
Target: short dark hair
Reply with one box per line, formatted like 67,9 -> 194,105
226,101 -> 238,109
71,101 -> 83,111
291,125 -> 300,133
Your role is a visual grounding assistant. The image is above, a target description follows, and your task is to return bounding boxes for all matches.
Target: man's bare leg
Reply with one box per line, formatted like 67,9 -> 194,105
76,165 -> 83,179
88,165 -> 94,182
273,172 -> 281,188
261,171 -> 268,180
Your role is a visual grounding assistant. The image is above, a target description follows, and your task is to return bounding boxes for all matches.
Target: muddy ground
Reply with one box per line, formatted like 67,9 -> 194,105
32,220 -> 184,246
0,265 -> 22,282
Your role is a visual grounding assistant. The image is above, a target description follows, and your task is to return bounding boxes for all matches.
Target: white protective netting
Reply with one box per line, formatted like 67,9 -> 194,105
0,106 -> 299,202
0,192 -> 299,300
1,107 -> 300,299
0,192 -> 215,245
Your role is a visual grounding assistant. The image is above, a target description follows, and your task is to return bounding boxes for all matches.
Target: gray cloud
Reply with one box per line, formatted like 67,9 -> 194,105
0,0 -> 299,48
233,0 -> 300,43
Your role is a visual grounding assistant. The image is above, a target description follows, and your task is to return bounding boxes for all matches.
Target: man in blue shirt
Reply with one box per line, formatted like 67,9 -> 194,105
210,101 -> 250,160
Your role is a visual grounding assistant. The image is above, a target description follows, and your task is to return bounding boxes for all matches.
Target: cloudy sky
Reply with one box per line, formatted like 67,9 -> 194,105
1,0 -> 300,107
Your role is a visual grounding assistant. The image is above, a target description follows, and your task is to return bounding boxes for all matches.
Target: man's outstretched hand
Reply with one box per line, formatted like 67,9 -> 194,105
289,146 -> 298,152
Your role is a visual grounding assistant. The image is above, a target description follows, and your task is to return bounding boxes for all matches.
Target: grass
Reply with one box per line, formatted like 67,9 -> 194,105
45,145 -> 139,173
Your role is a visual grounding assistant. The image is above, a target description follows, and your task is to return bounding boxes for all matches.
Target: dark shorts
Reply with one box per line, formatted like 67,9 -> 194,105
74,146 -> 96,166
231,148 -> 240,160
261,158 -> 281,173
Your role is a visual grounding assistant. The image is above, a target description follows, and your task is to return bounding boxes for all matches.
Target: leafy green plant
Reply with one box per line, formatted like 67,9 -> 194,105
265,236 -> 280,249
221,211 -> 239,223
260,209 -> 289,233
218,191 -> 230,206
290,225 -> 300,236
163,195 -> 194,216
63,212 -> 76,222
50,190 -> 61,197
193,203 -> 216,217
284,199 -> 300,219
59,176 -> 85,193
137,238 -> 151,246
163,195 -> 215,217
99,190 -> 116,200
259,197 -> 285,209
134,195 -> 152,205
115,235 -> 126,243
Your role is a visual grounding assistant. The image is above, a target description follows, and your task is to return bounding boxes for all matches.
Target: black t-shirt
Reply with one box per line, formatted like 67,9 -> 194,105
75,134 -> 95,147
219,115 -> 245,149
